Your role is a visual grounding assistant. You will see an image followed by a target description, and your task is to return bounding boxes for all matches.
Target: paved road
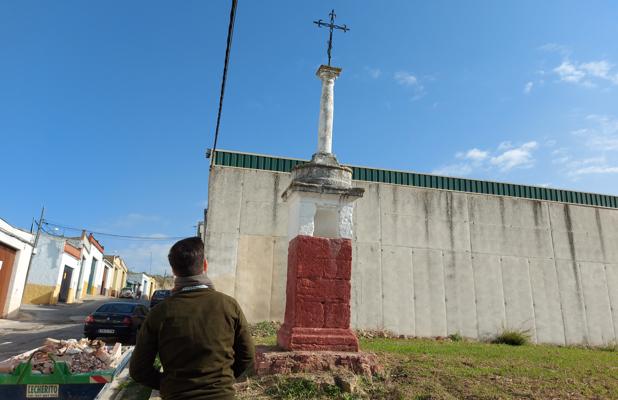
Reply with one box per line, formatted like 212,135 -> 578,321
0,298 -> 146,360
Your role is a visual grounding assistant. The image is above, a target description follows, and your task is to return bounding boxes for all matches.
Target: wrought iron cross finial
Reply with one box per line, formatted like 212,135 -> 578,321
313,9 -> 349,66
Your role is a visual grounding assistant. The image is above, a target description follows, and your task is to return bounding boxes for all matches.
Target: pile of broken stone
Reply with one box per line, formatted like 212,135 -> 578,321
0,338 -> 125,374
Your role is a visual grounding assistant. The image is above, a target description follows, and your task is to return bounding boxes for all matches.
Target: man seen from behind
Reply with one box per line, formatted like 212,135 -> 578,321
130,237 -> 255,400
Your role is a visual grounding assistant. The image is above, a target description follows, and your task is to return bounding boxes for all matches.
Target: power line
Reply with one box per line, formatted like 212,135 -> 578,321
42,221 -> 185,241
210,0 -> 239,166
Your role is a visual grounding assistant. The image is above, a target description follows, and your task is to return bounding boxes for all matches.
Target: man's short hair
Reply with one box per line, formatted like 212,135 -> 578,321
168,237 -> 204,277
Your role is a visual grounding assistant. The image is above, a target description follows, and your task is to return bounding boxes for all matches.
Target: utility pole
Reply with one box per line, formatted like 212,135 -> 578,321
21,206 -> 45,305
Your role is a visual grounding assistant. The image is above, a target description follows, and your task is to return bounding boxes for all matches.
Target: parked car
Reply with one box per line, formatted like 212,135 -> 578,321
119,287 -> 134,299
84,302 -> 148,344
150,290 -> 171,308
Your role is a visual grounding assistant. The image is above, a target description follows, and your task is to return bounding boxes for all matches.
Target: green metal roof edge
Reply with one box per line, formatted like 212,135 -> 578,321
212,149 -> 618,209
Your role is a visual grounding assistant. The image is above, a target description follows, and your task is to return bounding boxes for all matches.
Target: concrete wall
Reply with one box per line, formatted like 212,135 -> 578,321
205,166 -> 618,346
0,219 -> 33,318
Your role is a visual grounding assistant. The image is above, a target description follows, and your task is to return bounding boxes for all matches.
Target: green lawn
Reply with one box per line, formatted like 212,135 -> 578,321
240,336 -> 618,399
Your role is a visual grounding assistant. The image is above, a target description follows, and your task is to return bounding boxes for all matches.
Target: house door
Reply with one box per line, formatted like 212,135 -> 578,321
0,243 -> 17,315
100,267 -> 108,296
58,266 -> 73,303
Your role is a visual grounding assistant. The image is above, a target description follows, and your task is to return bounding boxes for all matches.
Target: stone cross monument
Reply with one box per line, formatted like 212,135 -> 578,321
276,63 -> 364,351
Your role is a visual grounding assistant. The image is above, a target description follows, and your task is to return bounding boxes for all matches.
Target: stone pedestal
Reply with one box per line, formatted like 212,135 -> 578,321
277,235 -> 359,351
277,64 -> 364,353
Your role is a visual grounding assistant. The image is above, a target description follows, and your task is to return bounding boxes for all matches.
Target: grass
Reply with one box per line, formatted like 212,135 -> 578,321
117,378 -> 152,400
251,321 -> 281,338
237,335 -> 618,399
245,375 -> 362,400
491,329 -> 530,346
447,332 -> 463,342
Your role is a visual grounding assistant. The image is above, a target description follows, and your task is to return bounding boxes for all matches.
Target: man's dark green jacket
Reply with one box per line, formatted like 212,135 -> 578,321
129,288 -> 255,400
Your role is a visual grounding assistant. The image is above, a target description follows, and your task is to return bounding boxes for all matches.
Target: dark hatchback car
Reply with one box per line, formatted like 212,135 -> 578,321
84,302 -> 149,344
150,290 -> 171,308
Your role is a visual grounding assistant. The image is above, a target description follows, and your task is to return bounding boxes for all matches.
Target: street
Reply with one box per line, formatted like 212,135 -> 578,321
0,297 -> 146,360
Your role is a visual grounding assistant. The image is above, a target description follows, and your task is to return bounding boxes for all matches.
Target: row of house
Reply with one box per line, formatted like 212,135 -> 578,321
0,217 -> 157,318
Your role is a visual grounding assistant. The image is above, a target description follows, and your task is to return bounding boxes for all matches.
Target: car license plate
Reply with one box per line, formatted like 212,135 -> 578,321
98,329 -> 115,334
26,384 -> 59,398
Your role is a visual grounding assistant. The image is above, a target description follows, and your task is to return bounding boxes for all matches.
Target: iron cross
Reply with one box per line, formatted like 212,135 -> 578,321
313,9 -> 349,66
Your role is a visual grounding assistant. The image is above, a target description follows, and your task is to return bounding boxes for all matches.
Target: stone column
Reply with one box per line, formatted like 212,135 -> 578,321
277,64 -> 363,352
316,65 -> 341,155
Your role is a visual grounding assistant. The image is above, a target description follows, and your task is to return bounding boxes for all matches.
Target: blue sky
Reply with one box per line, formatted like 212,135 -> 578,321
2,1 -> 617,275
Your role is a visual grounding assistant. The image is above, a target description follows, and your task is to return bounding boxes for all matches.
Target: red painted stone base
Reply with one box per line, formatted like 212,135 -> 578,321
277,235 -> 359,352
277,326 -> 359,352
255,346 -> 383,377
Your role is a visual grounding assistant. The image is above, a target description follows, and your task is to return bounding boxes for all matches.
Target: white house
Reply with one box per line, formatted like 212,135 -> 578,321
73,232 -> 105,300
23,233 -> 81,304
0,218 -> 34,318
24,231 -> 107,304
126,272 -> 156,300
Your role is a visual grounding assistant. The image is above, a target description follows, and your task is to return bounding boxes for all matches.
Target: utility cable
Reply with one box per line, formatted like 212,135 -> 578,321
210,0 -> 238,167
42,221 -> 185,241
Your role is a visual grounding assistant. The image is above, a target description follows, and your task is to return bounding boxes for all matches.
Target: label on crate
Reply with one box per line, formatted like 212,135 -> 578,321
26,384 -> 59,398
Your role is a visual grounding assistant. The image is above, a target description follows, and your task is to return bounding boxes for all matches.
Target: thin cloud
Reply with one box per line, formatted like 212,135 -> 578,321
575,115 -> 618,150
433,141 -> 539,176
497,141 -> 513,151
565,157 -> 618,177
431,163 -> 473,177
490,141 -> 538,171
539,43 -> 571,57
553,115 -> 618,178
457,148 -> 489,162
572,166 -> 618,175
365,66 -> 381,79
394,70 -> 426,100
524,81 -> 534,94
553,59 -> 618,87
394,71 -> 419,86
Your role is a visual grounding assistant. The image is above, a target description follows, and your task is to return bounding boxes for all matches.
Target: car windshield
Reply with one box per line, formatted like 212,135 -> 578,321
96,303 -> 135,314
154,290 -> 170,298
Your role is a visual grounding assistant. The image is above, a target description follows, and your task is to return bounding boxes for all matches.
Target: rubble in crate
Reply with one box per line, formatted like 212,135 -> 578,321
0,338 -> 125,374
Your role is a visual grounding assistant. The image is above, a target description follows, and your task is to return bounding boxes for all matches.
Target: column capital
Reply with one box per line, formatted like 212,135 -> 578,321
316,65 -> 342,80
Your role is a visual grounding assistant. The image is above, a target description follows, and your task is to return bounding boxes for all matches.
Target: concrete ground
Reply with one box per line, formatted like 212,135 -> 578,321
0,297 -> 146,360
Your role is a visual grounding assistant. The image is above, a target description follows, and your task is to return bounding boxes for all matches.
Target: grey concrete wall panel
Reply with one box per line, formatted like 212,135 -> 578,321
207,168 -> 243,234
206,165 -> 618,346
381,246 -> 414,335
412,249 -> 447,337
235,235 -> 274,323
469,223 -> 554,259
580,262 -> 616,345
500,256 -> 536,340
269,237 -> 288,321
528,258 -> 565,344
605,264 -> 618,341
239,171 -> 289,237
555,260 -> 589,345
353,182 -> 381,244
472,253 -> 506,339
351,242 -> 383,330
443,251 -> 478,338
549,203 -> 606,263
205,232 -> 240,296
596,209 -> 618,263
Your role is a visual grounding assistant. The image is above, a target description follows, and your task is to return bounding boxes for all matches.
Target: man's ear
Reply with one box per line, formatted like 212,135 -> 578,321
204,259 -> 208,273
